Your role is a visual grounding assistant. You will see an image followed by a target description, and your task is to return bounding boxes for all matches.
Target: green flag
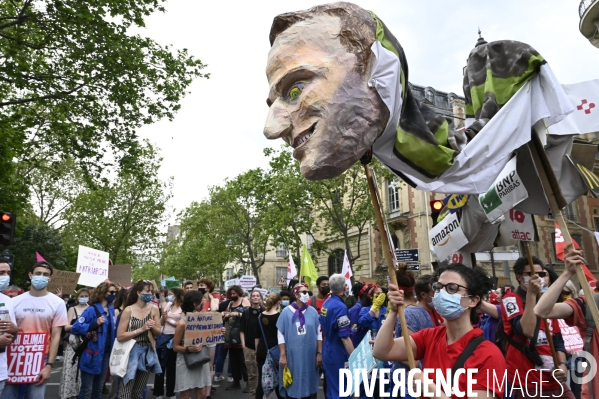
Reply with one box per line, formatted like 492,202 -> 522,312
300,245 -> 318,289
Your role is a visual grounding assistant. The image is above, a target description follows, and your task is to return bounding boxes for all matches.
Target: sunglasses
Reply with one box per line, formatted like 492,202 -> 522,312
108,291 -> 117,294
562,291 -> 572,296
297,290 -> 309,294
432,282 -> 471,295
522,272 -> 548,277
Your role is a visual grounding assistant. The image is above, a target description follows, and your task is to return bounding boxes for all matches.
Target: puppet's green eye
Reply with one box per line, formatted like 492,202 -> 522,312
288,83 -> 304,100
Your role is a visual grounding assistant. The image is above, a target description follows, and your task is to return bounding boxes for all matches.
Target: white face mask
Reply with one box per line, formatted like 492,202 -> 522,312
523,276 -> 544,289
299,293 -> 310,304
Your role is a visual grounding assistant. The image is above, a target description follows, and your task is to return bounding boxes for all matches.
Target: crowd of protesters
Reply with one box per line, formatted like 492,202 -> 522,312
0,246 -> 596,399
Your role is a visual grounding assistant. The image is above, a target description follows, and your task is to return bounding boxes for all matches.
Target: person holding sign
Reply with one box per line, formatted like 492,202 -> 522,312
72,281 -> 117,399
373,263 -> 507,399
1,261 -> 68,399
116,280 -> 162,398
173,290 -> 212,399
0,258 -> 17,398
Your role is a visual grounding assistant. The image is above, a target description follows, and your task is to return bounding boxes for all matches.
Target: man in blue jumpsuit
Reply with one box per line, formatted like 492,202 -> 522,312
320,274 -> 355,399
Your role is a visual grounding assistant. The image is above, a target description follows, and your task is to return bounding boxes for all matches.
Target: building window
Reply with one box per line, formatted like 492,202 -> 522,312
566,203 -> 577,221
307,234 -> 314,250
276,267 -> 286,284
276,243 -> 286,258
572,234 -> 584,253
225,268 -> 233,280
388,180 -> 400,213
328,249 -> 345,276
594,217 -> 599,232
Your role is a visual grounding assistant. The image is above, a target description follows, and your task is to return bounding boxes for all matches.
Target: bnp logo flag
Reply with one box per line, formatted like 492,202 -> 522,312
300,245 -> 318,289
479,156 -> 528,222
555,222 -> 597,291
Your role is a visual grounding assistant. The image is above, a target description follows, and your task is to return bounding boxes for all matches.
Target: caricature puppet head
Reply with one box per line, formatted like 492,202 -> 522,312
264,2 -> 390,180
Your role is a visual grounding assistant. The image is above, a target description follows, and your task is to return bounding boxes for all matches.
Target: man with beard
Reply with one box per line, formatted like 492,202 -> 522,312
240,290 -> 264,395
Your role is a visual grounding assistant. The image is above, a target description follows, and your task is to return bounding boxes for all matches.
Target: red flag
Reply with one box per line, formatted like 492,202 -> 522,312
555,222 -> 597,290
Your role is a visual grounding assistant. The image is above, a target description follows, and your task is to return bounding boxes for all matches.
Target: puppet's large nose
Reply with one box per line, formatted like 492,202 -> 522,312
264,100 -> 292,140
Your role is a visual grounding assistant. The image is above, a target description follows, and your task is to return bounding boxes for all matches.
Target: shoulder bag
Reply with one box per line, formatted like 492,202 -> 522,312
258,315 -> 280,363
109,306 -> 137,378
184,345 -> 210,369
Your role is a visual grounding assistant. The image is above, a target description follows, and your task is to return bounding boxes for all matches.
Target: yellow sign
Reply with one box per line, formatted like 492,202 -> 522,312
446,194 -> 469,210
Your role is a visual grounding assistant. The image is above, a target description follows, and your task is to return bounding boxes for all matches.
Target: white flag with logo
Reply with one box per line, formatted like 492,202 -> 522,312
341,250 -> 353,295
287,251 -> 297,282
429,212 -> 469,263
548,80 -> 599,135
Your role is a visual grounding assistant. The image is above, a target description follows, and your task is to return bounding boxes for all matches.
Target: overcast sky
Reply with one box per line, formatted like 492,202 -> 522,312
135,0 -> 599,221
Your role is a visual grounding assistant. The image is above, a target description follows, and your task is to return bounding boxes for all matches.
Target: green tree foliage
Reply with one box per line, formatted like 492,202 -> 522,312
0,0 -> 208,213
262,146 -> 317,262
62,144 -> 172,265
10,223 -> 68,287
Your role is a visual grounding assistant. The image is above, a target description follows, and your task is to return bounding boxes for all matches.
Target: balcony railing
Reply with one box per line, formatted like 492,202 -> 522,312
580,0 -> 597,18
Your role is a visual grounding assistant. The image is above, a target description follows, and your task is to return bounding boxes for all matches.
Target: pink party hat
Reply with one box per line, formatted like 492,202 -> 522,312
36,252 -> 47,262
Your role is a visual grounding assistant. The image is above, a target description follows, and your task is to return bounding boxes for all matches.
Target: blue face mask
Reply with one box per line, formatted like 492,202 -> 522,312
0,276 -> 10,292
281,300 -> 289,307
78,297 -> 89,305
106,294 -> 116,304
31,276 -> 49,290
432,289 -> 467,321
166,295 -> 173,302
140,293 -> 153,303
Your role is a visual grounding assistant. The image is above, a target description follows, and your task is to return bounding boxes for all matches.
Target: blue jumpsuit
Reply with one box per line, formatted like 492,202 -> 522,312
320,294 -> 352,399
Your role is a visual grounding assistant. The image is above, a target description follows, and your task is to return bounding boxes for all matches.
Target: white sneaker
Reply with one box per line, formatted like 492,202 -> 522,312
214,375 -> 225,382
227,377 -> 234,382
56,356 -> 63,361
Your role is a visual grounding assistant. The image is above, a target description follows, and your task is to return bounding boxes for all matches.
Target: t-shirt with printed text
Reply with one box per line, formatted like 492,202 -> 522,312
501,291 -> 562,390
12,292 -> 68,353
411,326 -> 507,399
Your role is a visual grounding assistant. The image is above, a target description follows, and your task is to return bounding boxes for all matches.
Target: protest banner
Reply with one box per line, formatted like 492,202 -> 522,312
165,280 -> 180,289
497,209 -> 537,246
347,331 -> 377,395
6,332 -> 49,384
429,212 -> 469,262
239,275 -> 257,289
224,278 -> 239,290
47,270 -> 81,295
183,312 -> 224,347
478,156 -> 528,222
108,264 -> 132,287
76,245 -> 110,287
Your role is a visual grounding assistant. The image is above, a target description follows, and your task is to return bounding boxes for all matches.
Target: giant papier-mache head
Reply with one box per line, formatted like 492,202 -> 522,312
264,2 -> 393,180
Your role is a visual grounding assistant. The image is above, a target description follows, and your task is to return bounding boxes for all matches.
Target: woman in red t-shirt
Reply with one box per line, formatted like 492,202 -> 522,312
373,263 -> 507,399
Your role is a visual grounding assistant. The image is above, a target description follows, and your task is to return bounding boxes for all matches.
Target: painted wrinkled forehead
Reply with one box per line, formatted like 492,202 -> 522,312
266,14 -> 348,80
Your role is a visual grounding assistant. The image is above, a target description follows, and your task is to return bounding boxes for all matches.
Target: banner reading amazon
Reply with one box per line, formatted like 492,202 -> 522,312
429,212 -> 469,263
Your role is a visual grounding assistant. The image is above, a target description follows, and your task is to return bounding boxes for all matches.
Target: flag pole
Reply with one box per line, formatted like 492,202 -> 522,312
528,136 -> 599,332
362,157 -> 417,371
523,241 -> 560,369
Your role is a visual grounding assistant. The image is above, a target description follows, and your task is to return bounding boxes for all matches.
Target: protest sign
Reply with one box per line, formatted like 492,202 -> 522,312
429,212 -> 469,263
47,270 -> 81,295
479,157 -> 528,222
183,312 -> 224,347
108,264 -> 131,286
239,275 -> 257,289
165,280 -> 180,289
558,319 -> 585,352
347,331 -> 376,395
76,245 -> 110,287
497,209 -> 537,246
224,278 -> 240,290
254,288 -> 268,297
6,333 -> 49,384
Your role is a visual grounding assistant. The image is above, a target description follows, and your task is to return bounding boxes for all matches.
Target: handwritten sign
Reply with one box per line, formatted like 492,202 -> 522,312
108,264 -> 132,286
6,332 -> 49,384
76,245 -> 110,287
558,319 -> 585,352
184,312 -> 224,347
239,275 -> 257,289
47,270 -> 81,295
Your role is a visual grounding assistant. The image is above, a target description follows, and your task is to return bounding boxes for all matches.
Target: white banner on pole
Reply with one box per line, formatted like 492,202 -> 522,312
76,245 -> 110,287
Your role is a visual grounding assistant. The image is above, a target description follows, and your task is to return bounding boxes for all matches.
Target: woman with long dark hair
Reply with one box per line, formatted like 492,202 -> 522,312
373,264 -> 507,398
222,285 -> 250,391
173,290 -> 211,399
153,287 -> 184,398
72,282 -> 117,399
116,280 -> 162,398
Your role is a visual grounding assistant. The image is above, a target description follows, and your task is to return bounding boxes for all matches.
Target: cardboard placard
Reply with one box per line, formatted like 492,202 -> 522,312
108,264 -> 132,287
239,275 -> 257,289
6,332 -> 49,384
76,245 -> 110,287
183,312 -> 225,347
47,270 -> 81,295
165,280 -> 180,289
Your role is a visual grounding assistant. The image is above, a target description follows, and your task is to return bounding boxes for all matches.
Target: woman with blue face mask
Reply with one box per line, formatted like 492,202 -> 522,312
60,288 -> 90,399
72,282 -> 117,399
116,280 -> 163,398
373,263 -> 508,399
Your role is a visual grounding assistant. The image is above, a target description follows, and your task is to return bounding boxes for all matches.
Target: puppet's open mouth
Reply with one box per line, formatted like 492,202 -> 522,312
292,123 -> 317,149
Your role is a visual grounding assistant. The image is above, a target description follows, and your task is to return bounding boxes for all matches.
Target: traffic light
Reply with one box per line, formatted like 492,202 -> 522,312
430,200 -> 443,227
0,212 -> 16,246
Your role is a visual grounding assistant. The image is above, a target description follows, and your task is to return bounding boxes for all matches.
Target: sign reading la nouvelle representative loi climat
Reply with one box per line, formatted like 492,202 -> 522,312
478,156 -> 528,223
